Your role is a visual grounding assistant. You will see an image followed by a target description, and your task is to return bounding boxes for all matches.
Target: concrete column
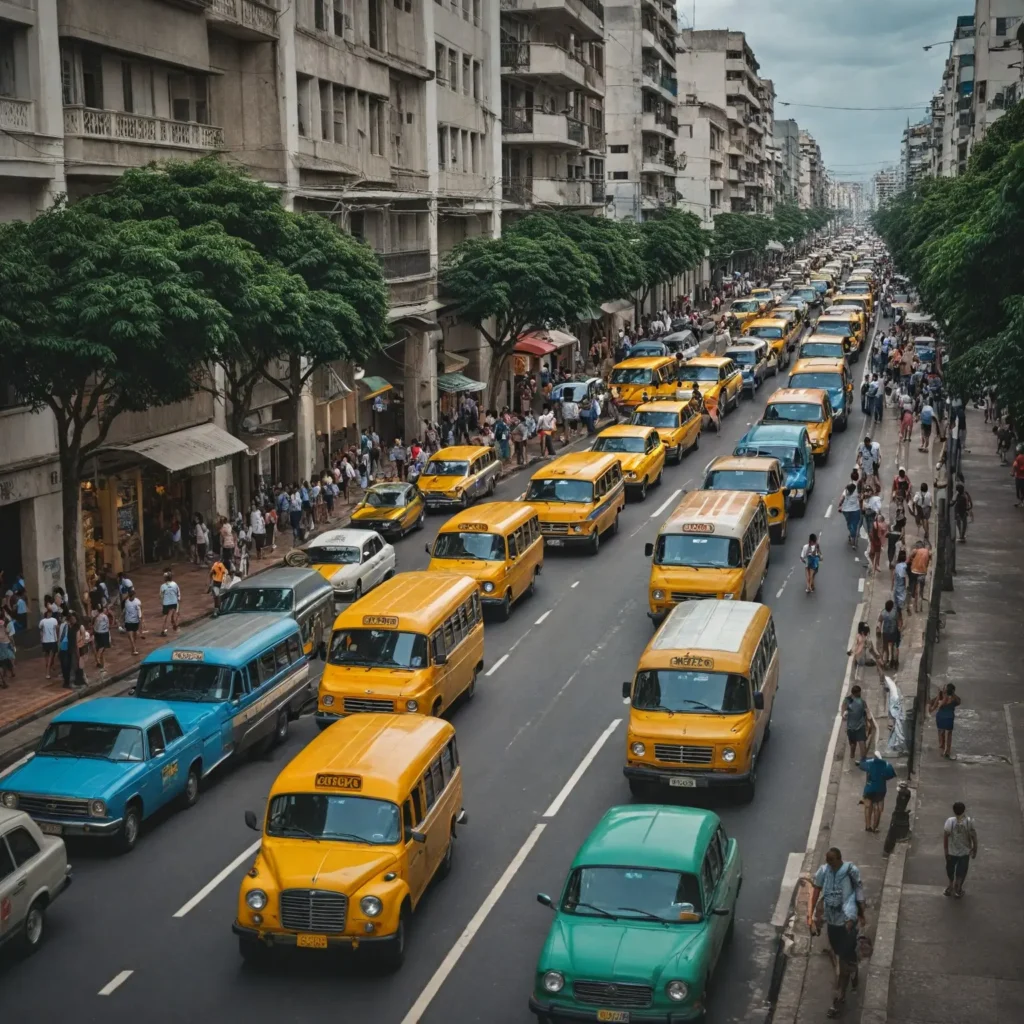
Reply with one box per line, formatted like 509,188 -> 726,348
275,0 -> 301,207
296,386 -> 317,482
20,491 -> 64,623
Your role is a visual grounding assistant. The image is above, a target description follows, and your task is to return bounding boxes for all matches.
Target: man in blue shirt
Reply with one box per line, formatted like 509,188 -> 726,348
860,753 -> 897,832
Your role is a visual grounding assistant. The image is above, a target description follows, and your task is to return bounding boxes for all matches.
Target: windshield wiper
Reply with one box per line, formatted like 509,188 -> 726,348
321,831 -> 375,844
638,703 -> 676,716
616,906 -> 674,924
677,698 -> 724,714
270,820 -> 321,843
572,902 -> 618,920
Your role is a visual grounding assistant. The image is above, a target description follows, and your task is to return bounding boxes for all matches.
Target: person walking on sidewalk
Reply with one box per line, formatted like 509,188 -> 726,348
838,482 -> 862,549
953,482 -> 973,541
918,398 -> 935,452
859,752 -> 897,833
911,482 -> 933,542
878,599 -> 900,668
930,683 -> 961,758
849,623 -> 885,683
801,533 -> 822,593
250,503 -> 266,561
943,802 -> 978,897
869,511 -> 888,574
91,603 -> 110,676
893,549 -> 910,625
1012,444 -> 1024,507
908,541 -> 931,613
38,605 -> 59,680
537,405 -> 557,456
122,588 -> 143,656
842,683 -> 874,763
159,571 -> 181,637
0,612 -> 14,687
807,848 -> 866,1019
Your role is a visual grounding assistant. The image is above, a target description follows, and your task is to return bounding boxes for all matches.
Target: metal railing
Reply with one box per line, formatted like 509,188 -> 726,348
501,41 -> 530,69
567,116 -> 585,144
209,0 -> 279,35
642,59 -> 660,80
502,178 -> 532,204
0,97 -> 32,132
660,75 -> 678,96
63,106 -> 225,149
378,250 -> 431,279
501,106 -> 533,133
590,178 -> 605,203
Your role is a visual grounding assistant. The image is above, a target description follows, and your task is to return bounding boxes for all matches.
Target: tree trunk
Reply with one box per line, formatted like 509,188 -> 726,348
229,407 -> 252,514
60,446 -> 86,617
278,356 -> 303,486
487,348 -> 512,414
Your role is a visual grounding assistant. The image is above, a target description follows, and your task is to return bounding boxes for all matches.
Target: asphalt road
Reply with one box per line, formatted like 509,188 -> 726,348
0,308 -> 875,1024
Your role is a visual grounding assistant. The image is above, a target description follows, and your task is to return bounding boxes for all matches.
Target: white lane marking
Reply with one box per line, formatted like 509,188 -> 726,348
172,840 -> 261,918
0,752 -> 32,781
771,852 -> 805,928
650,487 -> 683,518
98,970 -> 134,996
570,580 -> 580,588
400,823 -> 547,1024
534,609 -> 552,626
508,628 -> 532,652
858,577 -> 866,593
776,586 -> 785,599
543,719 -> 622,818
485,654 -> 509,677
824,504 -> 833,518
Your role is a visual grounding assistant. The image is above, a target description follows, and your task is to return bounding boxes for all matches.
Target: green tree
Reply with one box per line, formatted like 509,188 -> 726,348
0,204 -> 232,613
440,232 -> 600,403
636,208 -> 705,313
707,212 -> 773,272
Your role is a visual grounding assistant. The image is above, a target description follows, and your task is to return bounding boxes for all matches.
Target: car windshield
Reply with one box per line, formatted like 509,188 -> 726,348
218,587 -> 293,613
611,367 -> 654,384
432,531 -> 505,561
765,402 -> 824,424
793,289 -> 817,300
845,283 -> 870,292
553,384 -> 587,402
837,299 -> 866,310
328,628 -> 428,670
633,668 -> 752,714
38,721 -> 144,762
681,365 -> 721,381
423,460 -> 469,477
728,349 -> 758,366
364,489 -> 405,508
811,281 -> 829,292
735,443 -> 802,468
308,545 -> 360,565
135,663 -> 234,702
801,343 -> 845,359
630,344 -> 666,357
730,300 -> 759,312
655,533 -> 741,568
267,794 -> 400,845
816,321 -> 854,336
705,469 -> 770,492
594,435 -> 646,454
633,410 -> 679,428
562,865 -> 703,920
791,372 -> 843,393
747,326 -> 784,339
526,478 -> 594,504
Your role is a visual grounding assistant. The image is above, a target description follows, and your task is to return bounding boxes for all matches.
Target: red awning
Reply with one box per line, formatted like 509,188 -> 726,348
515,333 -> 557,357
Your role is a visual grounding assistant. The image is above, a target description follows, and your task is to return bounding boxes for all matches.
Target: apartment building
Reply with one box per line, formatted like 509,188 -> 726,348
677,29 -> 773,215
758,77 -> 776,217
798,129 -> 824,209
774,118 -> 801,205
676,91 -> 726,229
901,119 -> 933,188
872,166 -> 902,207
0,0 -> 500,610
970,0 -> 1024,148
604,0 -> 679,220
498,0 -> 607,217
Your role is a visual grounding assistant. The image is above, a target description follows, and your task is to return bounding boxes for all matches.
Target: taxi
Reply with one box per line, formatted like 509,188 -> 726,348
631,398 -> 702,463
702,455 -> 789,544
303,528 -> 397,604
762,388 -> 834,463
235,714 -> 466,969
426,502 -> 543,620
523,452 -> 625,554
725,297 -> 766,331
832,292 -> 872,320
416,446 -> 500,510
774,302 -> 806,329
797,334 -> 847,362
815,310 -> 865,357
749,287 -> 776,309
676,356 -> 743,423
788,357 -> 852,431
742,317 -> 796,373
725,341 -> 770,395
592,424 -> 665,500
734,424 -> 817,515
608,355 -> 676,411
349,482 -> 425,538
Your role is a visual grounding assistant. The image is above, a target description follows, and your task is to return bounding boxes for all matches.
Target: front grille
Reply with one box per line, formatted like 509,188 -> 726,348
343,697 -> 395,714
572,980 -> 653,1009
17,795 -> 91,818
654,743 -> 714,764
542,522 -> 571,534
279,889 -> 348,934
670,592 -> 715,602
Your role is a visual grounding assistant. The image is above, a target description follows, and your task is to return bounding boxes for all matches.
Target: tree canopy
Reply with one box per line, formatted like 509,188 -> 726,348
707,205 -> 833,269
636,208 -> 706,307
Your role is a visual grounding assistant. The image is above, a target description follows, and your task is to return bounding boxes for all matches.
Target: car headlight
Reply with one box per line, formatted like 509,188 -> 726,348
666,980 -> 689,1002
322,694 -> 334,707
722,748 -> 736,763
405,699 -> 419,712
571,525 -> 582,533
542,971 -> 565,993
791,489 -> 805,498
360,896 -> 383,918
631,741 -> 646,756
723,593 -> 735,600
0,792 -> 17,809
768,507 -> 779,517
482,581 -> 495,594
246,889 -> 268,911
89,799 -> 107,818
652,589 -> 665,601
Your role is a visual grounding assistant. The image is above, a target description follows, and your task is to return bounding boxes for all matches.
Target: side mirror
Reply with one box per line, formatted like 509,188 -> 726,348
536,893 -> 553,908
622,680 -> 632,700
435,652 -> 448,666
644,542 -> 654,558
712,907 -> 731,916
244,809 -> 260,832
753,692 -> 765,711
425,543 -> 431,555
409,829 -> 427,844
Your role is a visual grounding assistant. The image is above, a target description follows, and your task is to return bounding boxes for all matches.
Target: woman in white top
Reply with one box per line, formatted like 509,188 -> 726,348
250,504 -> 267,560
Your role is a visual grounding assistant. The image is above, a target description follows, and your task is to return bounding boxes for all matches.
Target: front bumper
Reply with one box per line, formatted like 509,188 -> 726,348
24,814 -> 124,837
233,921 -> 395,949
623,763 -> 751,788
351,519 -> 403,534
541,529 -> 593,547
421,493 -> 465,509
529,996 -> 701,1022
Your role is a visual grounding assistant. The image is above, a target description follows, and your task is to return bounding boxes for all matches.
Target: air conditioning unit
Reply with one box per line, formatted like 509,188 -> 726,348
685,94 -> 698,105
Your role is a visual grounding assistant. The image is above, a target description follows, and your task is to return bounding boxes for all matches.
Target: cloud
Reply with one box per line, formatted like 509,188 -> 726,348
679,0 -> 966,181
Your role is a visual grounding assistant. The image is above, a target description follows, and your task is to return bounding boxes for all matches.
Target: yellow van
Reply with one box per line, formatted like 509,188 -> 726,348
742,318 -> 795,374
609,356 -> 677,411
426,502 -> 543,620
644,489 -> 770,621
622,599 -> 780,802
234,714 -> 466,969
702,456 -> 789,544
316,572 -> 484,725
631,399 -> 701,463
523,451 -> 625,554
676,356 -> 744,423
832,293 -> 872,320
417,446 -> 501,511
815,311 -> 865,357
789,357 -> 853,430
592,424 -> 666,500
762,388 -> 834,462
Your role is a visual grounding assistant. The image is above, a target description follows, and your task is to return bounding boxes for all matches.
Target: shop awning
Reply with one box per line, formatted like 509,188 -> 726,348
437,372 -> 486,394
94,423 -> 250,474
515,334 -> 557,357
600,298 -> 635,316
441,351 -> 469,373
766,240 -> 785,252
241,431 -> 294,455
358,376 -> 393,400
546,329 -> 579,349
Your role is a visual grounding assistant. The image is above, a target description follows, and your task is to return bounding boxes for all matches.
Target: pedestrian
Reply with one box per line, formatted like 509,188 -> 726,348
842,682 -> 873,763
537,404 -> 556,456
494,416 -> 511,463
838,482 -> 862,548
121,588 -> 143,655
250,502 -> 267,560
264,504 -> 277,552
390,438 -> 407,481
193,514 -> 210,567
116,572 -> 133,629
869,512 -> 887,574
74,616 -> 91,687
892,549 -> 909,624
953,482 -> 973,541
512,417 -> 528,466
0,612 -> 14,686
849,620 -> 885,680
859,752 -> 897,833
918,398 -> 935,451
561,396 -> 580,443
159,570 -> 181,637
910,482 -> 932,542
209,558 -> 228,612
930,683 -> 961,758
801,532 -> 822,593
92,602 -> 110,675
288,485 -> 303,539
56,611 -> 75,688
878,598 -> 900,668
38,605 -> 59,680
1012,444 -> 1024,506
219,517 -> 236,573
995,422 -> 1013,465
887,501 -> 907,570
943,801 -> 978,897
807,847 -> 866,1019
908,541 -> 931,613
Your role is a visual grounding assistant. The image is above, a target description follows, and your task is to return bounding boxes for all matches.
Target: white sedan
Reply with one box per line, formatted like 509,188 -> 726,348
304,528 -> 397,604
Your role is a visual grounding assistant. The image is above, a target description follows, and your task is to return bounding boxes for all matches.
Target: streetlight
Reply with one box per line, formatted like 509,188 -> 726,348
922,39 -> 955,51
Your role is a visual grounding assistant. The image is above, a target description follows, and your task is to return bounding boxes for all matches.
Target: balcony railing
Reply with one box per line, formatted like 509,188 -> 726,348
591,178 -> 605,203
63,106 -> 225,149
502,106 -> 533,133
501,41 -> 530,69
587,126 -> 605,150
660,75 -> 678,96
501,0 -> 604,22
0,97 -> 32,132
378,250 -> 431,279
567,116 -> 585,144
642,59 -> 660,81
209,0 -> 279,36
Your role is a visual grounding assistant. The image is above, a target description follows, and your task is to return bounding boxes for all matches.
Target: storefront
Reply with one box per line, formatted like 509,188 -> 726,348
436,371 -> 486,418
357,375 -> 403,447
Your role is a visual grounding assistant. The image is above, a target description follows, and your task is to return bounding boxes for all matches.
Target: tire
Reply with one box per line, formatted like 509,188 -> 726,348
738,753 -> 758,804
464,668 -> 478,701
638,478 -> 648,501
415,511 -> 425,531
117,802 -> 142,854
438,823 -> 456,880
670,445 -> 682,465
611,513 -> 620,536
589,528 -> 601,556
692,431 -> 700,452
654,470 -> 663,487
379,909 -> 408,972
273,708 -> 289,747
180,762 -> 201,809
486,476 -> 495,497
460,491 -> 470,509
20,899 -> 46,955
354,580 -> 363,601
526,569 -> 538,597
496,590 -> 512,622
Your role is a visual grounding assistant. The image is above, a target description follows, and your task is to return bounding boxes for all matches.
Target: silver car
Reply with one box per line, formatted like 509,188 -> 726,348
0,806 -> 71,955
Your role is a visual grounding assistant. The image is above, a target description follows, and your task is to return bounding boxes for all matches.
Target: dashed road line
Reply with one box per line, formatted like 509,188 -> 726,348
534,609 -> 552,625
824,504 -> 833,518
858,577 -> 866,593
543,719 -> 622,818
650,487 -> 683,518
173,841 -> 261,918
570,580 -> 580,588
98,971 -> 134,997
485,654 -> 509,677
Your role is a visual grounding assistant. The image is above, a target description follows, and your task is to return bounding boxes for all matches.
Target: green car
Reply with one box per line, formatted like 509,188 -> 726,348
529,805 -> 742,1023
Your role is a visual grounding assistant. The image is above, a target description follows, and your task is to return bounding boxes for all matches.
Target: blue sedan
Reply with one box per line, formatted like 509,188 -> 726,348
0,698 -> 206,853
734,423 -> 816,515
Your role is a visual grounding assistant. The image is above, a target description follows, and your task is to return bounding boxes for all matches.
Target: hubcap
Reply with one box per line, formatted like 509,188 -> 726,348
26,908 -> 42,945
187,774 -> 198,800
125,814 -> 138,844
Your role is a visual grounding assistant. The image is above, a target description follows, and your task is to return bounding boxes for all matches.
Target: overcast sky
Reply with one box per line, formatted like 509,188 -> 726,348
680,0 -> 968,182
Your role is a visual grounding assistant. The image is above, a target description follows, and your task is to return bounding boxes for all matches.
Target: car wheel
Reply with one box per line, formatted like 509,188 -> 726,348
464,667 -> 478,700
438,822 -> 456,879
273,708 -> 289,747
589,528 -> 601,556
180,762 -> 201,809
460,491 -> 470,509
611,513 -> 620,536
117,802 -> 142,854
779,519 -> 787,544
692,431 -> 700,452
415,511 -> 425,530
486,476 -> 495,497
378,908 -> 408,972
638,478 -> 648,501
739,753 -> 758,804
20,899 -> 46,955
526,568 -> 538,597
496,590 -> 512,621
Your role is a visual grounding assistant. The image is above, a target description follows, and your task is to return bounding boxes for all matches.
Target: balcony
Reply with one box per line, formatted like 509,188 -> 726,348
502,177 -> 604,207
727,166 -> 741,182
583,63 -> 605,96
709,177 -> 725,191
0,97 -> 33,133
641,25 -> 674,63
501,42 -> 586,91
585,125 -> 605,151
378,250 -> 432,280
63,106 -> 225,152
501,108 -> 587,148
642,149 -> 672,174
641,61 -> 675,101
207,0 -> 279,39
642,109 -> 675,137
499,0 -> 603,38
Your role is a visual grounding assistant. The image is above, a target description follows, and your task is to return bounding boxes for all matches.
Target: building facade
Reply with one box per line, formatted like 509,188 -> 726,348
676,92 -> 725,229
970,0 -> 1024,148
798,129 -> 824,209
872,166 -> 902,207
773,117 -> 800,205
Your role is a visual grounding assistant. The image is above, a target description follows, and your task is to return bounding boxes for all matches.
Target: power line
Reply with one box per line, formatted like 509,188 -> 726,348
777,101 -> 932,111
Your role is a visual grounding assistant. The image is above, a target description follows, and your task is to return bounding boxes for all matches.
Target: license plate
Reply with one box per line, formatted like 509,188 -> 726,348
37,822 -> 63,836
296,933 -> 328,949
546,538 -> 564,547
669,777 -> 697,788
597,1012 -> 630,1023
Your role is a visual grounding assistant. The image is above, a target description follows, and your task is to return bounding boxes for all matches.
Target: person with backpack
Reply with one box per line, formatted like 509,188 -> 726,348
942,801 -> 978,897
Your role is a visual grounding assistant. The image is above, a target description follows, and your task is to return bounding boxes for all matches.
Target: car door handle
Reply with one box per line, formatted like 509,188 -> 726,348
12,879 -> 26,894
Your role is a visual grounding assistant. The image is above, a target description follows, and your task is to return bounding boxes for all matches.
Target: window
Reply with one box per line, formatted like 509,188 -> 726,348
470,132 -> 479,172
314,0 -> 327,30
462,0 -> 470,20
410,785 -> 423,824
437,124 -> 447,168
473,0 -> 480,25
169,74 -> 208,124
435,42 -> 446,85
976,80 -> 987,104
705,840 -> 723,888
440,744 -> 454,784
247,658 -> 261,688
369,96 -> 385,155
403,799 -> 414,834
147,725 -> 166,757
449,126 -> 459,166
274,641 -> 291,670
5,827 -> 39,867
423,766 -> 436,808
81,46 -> 103,109
611,170 -> 628,180
449,49 -> 459,91
715,825 -> 729,865
442,616 -> 455,651
610,144 -> 628,154
320,79 -> 332,139
259,647 -> 277,679
121,62 -> 134,113
368,0 -> 382,50
0,836 -> 14,880
287,635 -> 302,661
333,0 -> 348,35
333,84 -> 347,144
462,54 -> 471,96
429,759 -> 444,797
472,60 -> 481,100
162,717 -> 183,743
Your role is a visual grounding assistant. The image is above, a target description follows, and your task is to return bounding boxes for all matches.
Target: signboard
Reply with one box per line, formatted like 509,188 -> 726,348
670,655 -> 716,670
681,522 -> 715,534
363,615 -> 399,628
315,773 -> 363,791
171,650 -> 205,662
117,506 -> 137,533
